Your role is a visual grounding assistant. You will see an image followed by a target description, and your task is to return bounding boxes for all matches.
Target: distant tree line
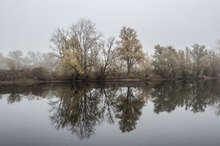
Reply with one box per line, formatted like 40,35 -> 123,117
152,43 -> 220,79
1,18 -> 220,81
0,50 -> 58,80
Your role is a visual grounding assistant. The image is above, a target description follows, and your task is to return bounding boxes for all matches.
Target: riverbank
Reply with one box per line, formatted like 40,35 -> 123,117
1,69 -> 220,85
1,77 -> 220,85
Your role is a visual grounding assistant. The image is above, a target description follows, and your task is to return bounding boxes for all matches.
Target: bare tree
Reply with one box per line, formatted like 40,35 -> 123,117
50,28 -> 68,61
0,53 -> 3,69
138,52 -> 151,78
190,44 -> 208,78
70,19 -> 102,74
5,58 -> 16,70
205,49 -> 220,77
177,48 -> 193,79
0,52 -> 2,59
50,19 -> 102,79
8,50 -> 23,70
215,40 -> 220,53
98,37 -> 118,79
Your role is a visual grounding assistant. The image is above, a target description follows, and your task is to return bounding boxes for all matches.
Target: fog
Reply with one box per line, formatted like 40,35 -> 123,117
0,0 -> 220,54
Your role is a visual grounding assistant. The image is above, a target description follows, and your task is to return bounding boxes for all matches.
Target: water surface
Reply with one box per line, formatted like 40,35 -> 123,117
0,81 -> 220,146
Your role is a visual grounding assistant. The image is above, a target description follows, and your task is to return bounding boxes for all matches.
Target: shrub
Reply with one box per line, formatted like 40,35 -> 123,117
31,67 -> 50,81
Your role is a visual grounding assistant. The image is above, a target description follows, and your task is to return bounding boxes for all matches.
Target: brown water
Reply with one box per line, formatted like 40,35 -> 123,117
0,81 -> 220,146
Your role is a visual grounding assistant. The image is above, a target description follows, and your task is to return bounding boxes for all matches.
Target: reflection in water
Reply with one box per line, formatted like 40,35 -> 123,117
1,81 -> 220,139
49,84 -> 102,139
48,84 -> 148,138
151,81 -> 220,114
115,86 -> 146,133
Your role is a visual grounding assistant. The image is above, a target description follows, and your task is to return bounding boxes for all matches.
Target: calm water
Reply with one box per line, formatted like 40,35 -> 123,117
0,81 -> 220,146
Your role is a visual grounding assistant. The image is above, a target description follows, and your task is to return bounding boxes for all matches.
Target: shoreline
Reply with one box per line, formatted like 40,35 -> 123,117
0,77 -> 220,85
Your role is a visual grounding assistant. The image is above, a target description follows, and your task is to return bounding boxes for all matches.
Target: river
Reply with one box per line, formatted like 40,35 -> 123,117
0,81 -> 220,146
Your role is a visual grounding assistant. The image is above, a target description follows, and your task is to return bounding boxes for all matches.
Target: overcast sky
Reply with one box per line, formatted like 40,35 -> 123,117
0,0 -> 220,55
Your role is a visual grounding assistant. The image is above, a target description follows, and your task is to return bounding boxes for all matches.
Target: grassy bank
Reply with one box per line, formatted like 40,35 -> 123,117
1,70 -> 220,85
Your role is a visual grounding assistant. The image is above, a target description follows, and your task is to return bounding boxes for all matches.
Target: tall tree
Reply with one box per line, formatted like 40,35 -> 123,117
50,28 -> 68,61
190,44 -> 208,78
152,45 -> 179,79
205,49 -> 220,77
177,48 -> 193,79
117,27 -> 145,76
98,37 -> 118,79
8,50 -> 23,70
70,19 -> 101,74
51,19 -> 101,79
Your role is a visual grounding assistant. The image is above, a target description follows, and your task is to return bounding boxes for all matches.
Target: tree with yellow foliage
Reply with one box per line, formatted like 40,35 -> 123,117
51,19 -> 101,80
117,27 -> 145,76
62,49 -> 84,79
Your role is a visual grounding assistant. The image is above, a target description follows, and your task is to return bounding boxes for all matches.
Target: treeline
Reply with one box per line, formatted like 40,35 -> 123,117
50,19 -> 147,80
1,18 -> 220,81
152,43 -> 220,79
0,51 -> 58,80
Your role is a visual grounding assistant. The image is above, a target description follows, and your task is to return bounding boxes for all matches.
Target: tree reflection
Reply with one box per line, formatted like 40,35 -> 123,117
151,81 -> 220,114
99,86 -> 118,124
8,94 -> 22,103
49,84 -> 102,139
1,81 -> 220,139
48,84 -> 147,138
115,86 -> 146,133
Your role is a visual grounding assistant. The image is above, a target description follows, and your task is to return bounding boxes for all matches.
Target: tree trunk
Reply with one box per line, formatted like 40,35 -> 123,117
127,59 -> 131,77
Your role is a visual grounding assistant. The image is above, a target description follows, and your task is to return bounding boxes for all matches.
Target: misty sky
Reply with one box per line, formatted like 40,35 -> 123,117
0,0 -> 220,55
